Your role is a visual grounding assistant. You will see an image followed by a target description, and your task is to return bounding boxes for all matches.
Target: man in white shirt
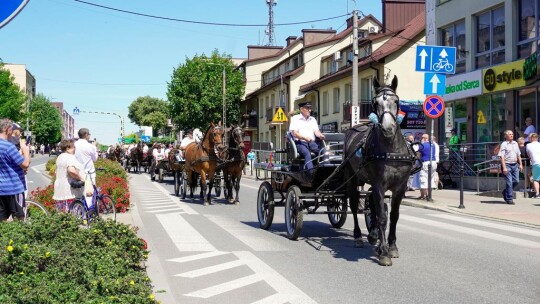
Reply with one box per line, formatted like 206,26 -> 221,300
179,129 -> 195,159
526,133 -> 540,198
521,117 -> 536,143
74,128 -> 98,207
498,130 -> 523,204
289,102 -> 325,170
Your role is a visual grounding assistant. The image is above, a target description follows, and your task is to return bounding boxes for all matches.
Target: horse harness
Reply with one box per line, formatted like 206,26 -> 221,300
188,126 -> 224,167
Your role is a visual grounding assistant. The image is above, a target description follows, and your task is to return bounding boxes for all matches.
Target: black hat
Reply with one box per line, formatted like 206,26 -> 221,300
298,101 -> 312,108
451,128 -> 457,133
185,128 -> 193,134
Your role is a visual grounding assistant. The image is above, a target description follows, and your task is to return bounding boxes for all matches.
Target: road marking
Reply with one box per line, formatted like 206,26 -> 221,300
168,251 -> 228,263
429,214 -> 540,237
156,213 -> 216,251
175,259 -> 245,278
147,208 -> 184,213
401,214 -> 540,248
206,215 -> 287,251
252,293 -> 292,304
185,274 -> 261,298
144,204 -> 179,209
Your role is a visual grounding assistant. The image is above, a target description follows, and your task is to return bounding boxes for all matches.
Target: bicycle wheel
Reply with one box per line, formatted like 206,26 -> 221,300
24,200 -> 49,222
69,200 -> 88,224
96,195 -> 117,222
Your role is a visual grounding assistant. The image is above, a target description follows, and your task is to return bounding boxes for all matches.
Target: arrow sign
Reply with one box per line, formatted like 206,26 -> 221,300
423,73 -> 446,95
419,49 -> 428,69
415,45 -> 457,74
0,0 -> 29,29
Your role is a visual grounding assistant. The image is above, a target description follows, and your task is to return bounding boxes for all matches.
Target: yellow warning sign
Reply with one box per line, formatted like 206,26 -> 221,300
477,110 -> 486,124
272,107 -> 288,122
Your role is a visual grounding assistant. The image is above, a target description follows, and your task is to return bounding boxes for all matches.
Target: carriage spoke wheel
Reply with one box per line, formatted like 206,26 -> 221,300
214,175 -> 222,198
257,181 -> 274,230
327,197 -> 348,228
174,171 -> 180,196
285,185 -> 303,240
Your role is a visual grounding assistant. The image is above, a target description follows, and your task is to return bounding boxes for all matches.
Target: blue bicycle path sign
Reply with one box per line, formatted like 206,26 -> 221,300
0,0 -> 29,29
415,45 -> 456,74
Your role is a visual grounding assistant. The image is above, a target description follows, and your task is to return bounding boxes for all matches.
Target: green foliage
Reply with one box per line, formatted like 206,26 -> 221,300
28,94 -> 63,144
45,157 -> 57,176
167,49 -> 245,130
128,96 -> 169,136
0,213 -> 156,303
95,158 -> 128,182
150,135 -> 175,145
0,64 -> 26,121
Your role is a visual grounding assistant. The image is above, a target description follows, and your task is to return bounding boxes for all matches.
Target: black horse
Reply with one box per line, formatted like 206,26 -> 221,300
222,123 -> 246,204
344,75 -> 417,266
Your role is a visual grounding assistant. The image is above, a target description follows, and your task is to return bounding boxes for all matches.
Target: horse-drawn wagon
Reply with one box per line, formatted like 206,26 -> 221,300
256,76 -> 421,266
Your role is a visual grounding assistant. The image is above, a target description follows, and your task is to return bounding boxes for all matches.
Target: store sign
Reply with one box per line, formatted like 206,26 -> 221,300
321,122 -> 338,133
444,70 -> 482,101
399,101 -> 426,130
524,52 -> 540,84
482,59 -> 526,93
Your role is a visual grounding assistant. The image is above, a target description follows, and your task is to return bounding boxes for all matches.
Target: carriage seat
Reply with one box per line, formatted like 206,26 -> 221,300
286,132 -> 317,171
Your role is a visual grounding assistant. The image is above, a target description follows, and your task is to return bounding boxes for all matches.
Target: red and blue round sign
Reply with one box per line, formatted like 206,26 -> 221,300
423,95 -> 445,119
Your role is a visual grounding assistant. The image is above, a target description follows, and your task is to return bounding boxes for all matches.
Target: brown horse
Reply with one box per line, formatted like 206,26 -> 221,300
184,122 -> 227,205
222,124 -> 246,204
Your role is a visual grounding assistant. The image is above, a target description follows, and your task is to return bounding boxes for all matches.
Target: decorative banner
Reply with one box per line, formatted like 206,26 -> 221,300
399,101 -> 426,130
0,0 -> 29,29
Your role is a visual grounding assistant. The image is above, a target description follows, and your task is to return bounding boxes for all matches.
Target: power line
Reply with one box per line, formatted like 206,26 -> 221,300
40,77 -> 165,86
73,0 -> 350,27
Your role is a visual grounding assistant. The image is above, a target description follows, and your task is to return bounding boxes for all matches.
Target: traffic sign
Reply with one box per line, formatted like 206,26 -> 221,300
477,110 -> 486,124
272,107 -> 288,122
24,131 -> 31,137
73,107 -> 80,115
141,135 -> 151,142
416,45 -> 457,74
0,0 -> 29,29
423,73 -> 446,95
423,96 -> 445,119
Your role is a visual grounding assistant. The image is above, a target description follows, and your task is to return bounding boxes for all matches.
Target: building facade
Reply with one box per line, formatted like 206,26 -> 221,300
51,102 -> 75,139
431,0 -> 540,151
2,63 -> 36,99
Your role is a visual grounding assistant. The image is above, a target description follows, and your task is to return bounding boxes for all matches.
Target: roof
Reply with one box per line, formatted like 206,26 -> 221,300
299,11 -> 425,92
245,65 -> 305,99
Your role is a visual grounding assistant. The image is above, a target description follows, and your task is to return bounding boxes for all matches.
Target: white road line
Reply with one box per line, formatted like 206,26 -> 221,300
168,251 -> 228,263
147,208 -> 184,213
31,167 -> 40,174
234,251 -> 316,304
400,214 -> 540,249
144,204 -> 179,209
251,294 -> 292,304
185,274 -> 261,298
429,213 -> 540,237
206,215 -> 287,251
175,260 -> 245,278
138,199 -> 175,204
156,213 -> 216,251
135,174 -> 198,215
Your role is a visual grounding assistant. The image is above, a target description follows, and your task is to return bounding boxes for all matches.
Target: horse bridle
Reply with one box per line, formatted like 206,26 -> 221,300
231,126 -> 245,149
371,88 -> 400,124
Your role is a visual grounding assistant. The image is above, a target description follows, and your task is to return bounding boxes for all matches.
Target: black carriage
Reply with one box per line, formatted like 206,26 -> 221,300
256,132 -> 389,240
178,169 -> 223,200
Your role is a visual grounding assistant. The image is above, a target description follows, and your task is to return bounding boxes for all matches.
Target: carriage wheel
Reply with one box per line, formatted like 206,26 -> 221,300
327,197 -> 348,228
214,176 -> 222,197
257,181 -> 274,230
285,185 -> 303,240
181,172 -> 188,199
136,160 -> 141,174
174,171 -> 180,196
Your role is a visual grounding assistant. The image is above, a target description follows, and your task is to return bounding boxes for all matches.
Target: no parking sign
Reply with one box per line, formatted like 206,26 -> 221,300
423,95 -> 445,119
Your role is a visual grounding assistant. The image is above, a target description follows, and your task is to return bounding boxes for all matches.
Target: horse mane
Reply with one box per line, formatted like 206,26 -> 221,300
201,122 -> 215,150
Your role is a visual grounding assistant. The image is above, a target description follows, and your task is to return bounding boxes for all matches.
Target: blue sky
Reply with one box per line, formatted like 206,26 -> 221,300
1,0 -> 381,145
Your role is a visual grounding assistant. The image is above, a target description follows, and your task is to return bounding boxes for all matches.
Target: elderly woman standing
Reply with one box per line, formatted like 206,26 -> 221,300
53,139 -> 86,212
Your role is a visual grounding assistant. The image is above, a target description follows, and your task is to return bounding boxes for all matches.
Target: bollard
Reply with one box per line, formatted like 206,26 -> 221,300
459,161 -> 465,209
250,159 -> 253,176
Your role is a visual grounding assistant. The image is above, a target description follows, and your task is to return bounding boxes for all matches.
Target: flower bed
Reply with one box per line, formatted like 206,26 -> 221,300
32,158 -> 130,213
0,213 -> 156,303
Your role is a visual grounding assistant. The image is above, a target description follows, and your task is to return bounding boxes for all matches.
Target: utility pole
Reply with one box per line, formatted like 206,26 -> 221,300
351,7 -> 359,127
222,66 -> 227,140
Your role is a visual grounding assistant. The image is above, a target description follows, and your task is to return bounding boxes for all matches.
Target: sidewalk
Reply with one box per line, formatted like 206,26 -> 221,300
242,169 -> 540,228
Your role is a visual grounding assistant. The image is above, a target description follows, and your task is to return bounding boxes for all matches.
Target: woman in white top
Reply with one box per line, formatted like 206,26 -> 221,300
53,139 -> 86,212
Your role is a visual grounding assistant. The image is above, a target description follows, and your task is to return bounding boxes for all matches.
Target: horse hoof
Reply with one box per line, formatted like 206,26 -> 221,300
367,234 -> 378,246
378,256 -> 392,266
228,198 -> 235,204
354,238 -> 364,248
234,200 -> 240,205
203,201 -> 209,206
389,249 -> 399,258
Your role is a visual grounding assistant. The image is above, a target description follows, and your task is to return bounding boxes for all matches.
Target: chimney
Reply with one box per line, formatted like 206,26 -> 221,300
286,36 -> 297,46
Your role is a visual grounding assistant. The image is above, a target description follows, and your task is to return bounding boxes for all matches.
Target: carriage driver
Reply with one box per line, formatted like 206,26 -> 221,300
289,101 -> 325,170
178,129 -> 195,160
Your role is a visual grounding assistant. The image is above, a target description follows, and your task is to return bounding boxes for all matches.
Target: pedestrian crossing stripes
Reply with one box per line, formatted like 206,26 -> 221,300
156,213 -> 216,251
205,215 -> 287,252
170,251 -> 316,303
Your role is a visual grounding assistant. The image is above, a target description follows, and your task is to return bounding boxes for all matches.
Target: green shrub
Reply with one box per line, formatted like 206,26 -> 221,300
95,158 -> 128,181
0,213 -> 156,303
46,158 -> 57,177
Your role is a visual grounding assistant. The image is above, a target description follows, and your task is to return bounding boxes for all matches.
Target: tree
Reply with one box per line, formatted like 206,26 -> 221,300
29,94 -> 62,144
167,49 -> 245,130
0,64 -> 26,121
128,96 -> 169,136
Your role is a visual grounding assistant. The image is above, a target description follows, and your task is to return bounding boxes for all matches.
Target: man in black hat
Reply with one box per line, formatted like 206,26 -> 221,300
289,101 -> 325,170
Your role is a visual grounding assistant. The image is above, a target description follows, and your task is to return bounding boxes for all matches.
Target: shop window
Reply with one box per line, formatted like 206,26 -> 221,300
517,87 -> 538,139
475,93 -> 507,144
517,0 -> 540,58
475,6 -> 505,68
333,88 -> 340,113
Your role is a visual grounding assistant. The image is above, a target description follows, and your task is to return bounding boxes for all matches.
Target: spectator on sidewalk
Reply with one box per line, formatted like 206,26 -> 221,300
526,133 -> 540,198
418,134 -> 437,200
516,117 -> 536,143
498,130 -> 523,205
518,136 -> 531,190
432,136 -> 440,189
406,134 -> 418,191
53,139 -> 86,212
0,119 -> 31,221
449,128 -> 460,153
75,128 -> 98,209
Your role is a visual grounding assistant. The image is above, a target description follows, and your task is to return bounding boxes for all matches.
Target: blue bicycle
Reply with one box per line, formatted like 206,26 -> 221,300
69,169 -> 117,225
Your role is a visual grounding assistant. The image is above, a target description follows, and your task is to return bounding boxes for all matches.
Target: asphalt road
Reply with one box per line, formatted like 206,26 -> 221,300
127,171 -> 540,304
